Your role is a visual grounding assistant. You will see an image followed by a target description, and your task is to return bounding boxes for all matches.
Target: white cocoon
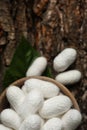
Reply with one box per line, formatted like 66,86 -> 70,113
40,118 -> 45,127
55,70 -> 81,85
0,109 -> 21,130
6,86 -> 25,111
53,48 -> 77,72
18,89 -> 44,119
39,95 -> 72,119
26,56 -> 47,76
41,118 -> 63,130
62,109 -> 82,130
0,124 -> 12,130
19,114 -> 41,130
33,115 -> 45,127
22,78 -> 59,98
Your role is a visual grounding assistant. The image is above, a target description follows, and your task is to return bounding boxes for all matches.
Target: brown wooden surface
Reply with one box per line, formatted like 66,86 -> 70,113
0,0 -> 87,130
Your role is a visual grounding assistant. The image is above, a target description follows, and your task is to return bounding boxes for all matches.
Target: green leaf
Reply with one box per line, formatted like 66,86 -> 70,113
43,66 -> 53,78
3,37 -> 52,87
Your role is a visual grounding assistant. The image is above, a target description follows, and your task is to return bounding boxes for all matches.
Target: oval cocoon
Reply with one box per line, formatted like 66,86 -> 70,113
62,109 -> 82,130
41,118 -> 62,130
55,70 -> 81,85
26,56 -> 47,76
6,86 -> 25,111
19,114 -> 41,130
18,89 -> 44,119
39,95 -> 72,119
53,48 -> 77,72
0,109 -> 21,129
40,118 -> 45,127
0,124 -> 13,130
22,78 -> 59,98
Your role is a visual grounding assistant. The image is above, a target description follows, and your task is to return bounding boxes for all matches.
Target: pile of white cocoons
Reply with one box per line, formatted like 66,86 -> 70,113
0,78 -> 82,130
25,48 -> 82,85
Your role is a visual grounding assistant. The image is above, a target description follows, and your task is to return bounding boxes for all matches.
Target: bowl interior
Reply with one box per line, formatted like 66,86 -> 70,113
0,76 -> 80,112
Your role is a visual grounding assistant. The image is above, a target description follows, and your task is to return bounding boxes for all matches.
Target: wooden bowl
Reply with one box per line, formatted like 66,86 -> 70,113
0,76 -> 80,113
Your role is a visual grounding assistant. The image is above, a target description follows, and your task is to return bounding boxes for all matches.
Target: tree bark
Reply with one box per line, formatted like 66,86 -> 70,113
0,0 -> 87,129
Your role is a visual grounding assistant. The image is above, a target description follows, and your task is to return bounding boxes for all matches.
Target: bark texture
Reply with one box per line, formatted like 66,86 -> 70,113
0,0 -> 87,130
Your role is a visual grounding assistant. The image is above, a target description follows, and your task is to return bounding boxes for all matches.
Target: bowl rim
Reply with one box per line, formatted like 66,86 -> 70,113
0,76 -> 80,112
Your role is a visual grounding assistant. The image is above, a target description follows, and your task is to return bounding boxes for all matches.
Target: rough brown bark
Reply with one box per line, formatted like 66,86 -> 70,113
0,0 -> 87,130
